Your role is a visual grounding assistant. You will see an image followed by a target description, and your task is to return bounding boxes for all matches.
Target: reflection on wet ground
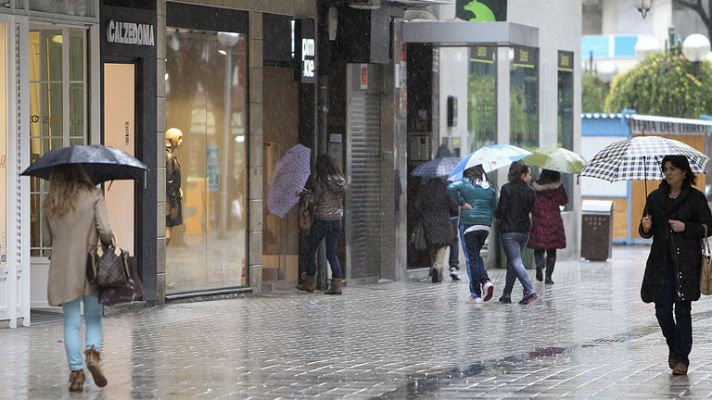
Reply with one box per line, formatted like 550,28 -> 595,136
4,246 -> 712,398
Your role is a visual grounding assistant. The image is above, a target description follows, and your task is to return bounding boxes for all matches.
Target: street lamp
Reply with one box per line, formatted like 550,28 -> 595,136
634,0 -> 652,19
682,34 -> 711,62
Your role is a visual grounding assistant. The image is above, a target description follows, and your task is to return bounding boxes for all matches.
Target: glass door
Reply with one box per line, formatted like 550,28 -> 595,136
29,26 -> 87,258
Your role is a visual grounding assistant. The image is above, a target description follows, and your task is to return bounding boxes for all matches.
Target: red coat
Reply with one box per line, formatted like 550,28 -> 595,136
527,182 -> 568,250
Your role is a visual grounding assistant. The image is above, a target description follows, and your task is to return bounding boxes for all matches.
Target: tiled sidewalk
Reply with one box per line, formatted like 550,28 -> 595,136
2,246 -> 712,399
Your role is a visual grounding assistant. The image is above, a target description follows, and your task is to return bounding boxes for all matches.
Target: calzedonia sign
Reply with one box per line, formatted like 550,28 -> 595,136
106,20 -> 155,46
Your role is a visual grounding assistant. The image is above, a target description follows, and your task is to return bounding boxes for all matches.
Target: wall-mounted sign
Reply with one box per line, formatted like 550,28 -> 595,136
359,64 -> 368,89
512,46 -> 538,68
106,20 -> 155,46
302,38 -> 315,80
630,118 -> 710,136
456,0 -> 507,22
294,18 -> 315,84
558,51 -> 574,72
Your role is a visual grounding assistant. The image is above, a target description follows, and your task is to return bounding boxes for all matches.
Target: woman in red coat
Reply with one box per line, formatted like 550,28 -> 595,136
528,169 -> 568,284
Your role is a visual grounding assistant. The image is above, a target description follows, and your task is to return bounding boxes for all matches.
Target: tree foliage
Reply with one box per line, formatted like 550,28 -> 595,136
582,72 -> 609,113
604,52 -> 712,118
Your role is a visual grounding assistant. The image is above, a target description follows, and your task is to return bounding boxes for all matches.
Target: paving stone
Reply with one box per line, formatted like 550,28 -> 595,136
5,247 -> 712,398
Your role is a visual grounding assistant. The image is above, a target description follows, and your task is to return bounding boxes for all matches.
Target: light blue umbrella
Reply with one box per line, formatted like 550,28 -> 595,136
448,144 -> 532,181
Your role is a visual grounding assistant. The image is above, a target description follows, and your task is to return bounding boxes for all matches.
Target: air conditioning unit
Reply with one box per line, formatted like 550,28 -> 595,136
349,0 -> 382,9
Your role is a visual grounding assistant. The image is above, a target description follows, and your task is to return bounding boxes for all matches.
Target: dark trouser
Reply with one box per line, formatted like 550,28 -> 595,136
463,228 -> 490,297
305,219 -> 342,279
534,249 -> 557,277
655,271 -> 692,366
448,217 -> 460,270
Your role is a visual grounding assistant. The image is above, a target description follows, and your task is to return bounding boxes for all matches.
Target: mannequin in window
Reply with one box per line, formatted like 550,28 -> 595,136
165,127 -> 184,246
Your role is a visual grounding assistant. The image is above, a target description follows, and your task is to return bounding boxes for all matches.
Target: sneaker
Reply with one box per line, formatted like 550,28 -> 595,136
519,292 -> 538,305
473,296 -> 483,304
465,295 -> 477,304
498,296 -> 512,304
450,268 -> 461,281
483,281 -> 494,301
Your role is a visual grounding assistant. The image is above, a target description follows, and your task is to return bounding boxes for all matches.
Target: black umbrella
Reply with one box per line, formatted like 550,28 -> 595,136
21,145 -> 148,185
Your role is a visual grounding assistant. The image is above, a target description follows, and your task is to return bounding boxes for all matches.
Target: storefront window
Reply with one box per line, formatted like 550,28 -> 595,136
468,46 -> 497,152
510,47 -> 539,149
0,22 -> 7,266
558,51 -> 574,210
29,27 -> 87,257
165,28 -> 248,293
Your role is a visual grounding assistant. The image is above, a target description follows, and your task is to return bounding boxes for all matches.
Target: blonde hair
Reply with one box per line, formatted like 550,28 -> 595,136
43,164 -> 94,217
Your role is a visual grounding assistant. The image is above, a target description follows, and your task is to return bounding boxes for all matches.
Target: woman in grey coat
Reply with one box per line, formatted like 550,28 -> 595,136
42,164 -> 113,391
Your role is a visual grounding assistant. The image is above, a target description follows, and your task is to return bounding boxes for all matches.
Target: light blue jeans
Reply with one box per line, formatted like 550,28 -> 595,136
62,295 -> 103,371
500,232 -> 535,298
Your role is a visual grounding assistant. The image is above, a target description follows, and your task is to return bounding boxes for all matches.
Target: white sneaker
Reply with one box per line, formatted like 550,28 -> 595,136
466,295 -> 483,304
473,296 -> 484,304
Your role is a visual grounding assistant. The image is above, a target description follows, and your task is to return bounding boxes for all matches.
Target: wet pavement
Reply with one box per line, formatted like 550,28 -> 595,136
4,246 -> 712,399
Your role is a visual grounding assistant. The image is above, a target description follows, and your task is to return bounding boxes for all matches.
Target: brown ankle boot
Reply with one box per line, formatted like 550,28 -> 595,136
85,346 -> 108,387
68,370 -> 85,392
296,273 -> 315,292
325,278 -> 342,295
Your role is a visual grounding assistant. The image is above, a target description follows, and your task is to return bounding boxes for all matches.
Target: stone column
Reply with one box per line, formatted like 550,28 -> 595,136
155,0 -> 167,304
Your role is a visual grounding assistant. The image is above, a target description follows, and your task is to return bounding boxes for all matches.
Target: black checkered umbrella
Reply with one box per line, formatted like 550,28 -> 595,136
580,136 -> 710,193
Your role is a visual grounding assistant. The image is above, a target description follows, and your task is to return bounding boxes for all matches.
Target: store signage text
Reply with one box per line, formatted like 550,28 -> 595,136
630,119 -> 710,135
301,39 -> 315,79
107,20 -> 155,46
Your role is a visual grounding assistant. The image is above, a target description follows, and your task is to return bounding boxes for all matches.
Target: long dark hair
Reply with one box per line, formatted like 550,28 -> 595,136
315,154 -> 342,179
537,169 -> 561,184
507,161 -> 530,183
660,155 -> 696,190
463,165 -> 485,182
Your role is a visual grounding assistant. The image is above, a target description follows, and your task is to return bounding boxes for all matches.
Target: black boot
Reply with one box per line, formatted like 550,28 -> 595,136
535,264 -> 543,282
545,257 -> 555,285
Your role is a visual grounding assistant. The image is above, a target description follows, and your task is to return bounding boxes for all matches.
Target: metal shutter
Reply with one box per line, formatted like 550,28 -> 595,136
348,88 -> 382,279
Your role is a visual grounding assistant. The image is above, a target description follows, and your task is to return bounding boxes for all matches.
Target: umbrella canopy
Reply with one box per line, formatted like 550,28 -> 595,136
21,145 -> 147,184
411,157 -> 460,177
580,136 -> 710,182
524,147 -> 587,174
267,144 -> 312,218
448,144 -> 532,181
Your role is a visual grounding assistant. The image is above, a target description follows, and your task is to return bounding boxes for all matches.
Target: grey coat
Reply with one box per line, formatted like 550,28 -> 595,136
42,187 -> 113,306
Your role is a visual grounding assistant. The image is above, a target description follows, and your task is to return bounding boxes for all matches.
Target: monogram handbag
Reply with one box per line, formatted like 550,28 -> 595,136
99,256 -> 144,306
87,237 -> 129,288
701,225 -> 712,296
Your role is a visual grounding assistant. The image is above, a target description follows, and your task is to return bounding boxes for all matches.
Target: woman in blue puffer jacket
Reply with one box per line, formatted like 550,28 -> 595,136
448,166 -> 497,303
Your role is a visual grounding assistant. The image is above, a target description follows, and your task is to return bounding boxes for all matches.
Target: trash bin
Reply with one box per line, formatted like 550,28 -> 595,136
581,200 -> 613,261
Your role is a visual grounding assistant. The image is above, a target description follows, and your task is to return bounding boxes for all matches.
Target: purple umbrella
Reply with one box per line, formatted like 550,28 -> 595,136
267,144 -> 312,218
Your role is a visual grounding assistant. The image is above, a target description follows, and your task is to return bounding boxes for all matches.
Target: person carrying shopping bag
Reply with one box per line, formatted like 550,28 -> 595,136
296,154 -> 346,294
528,169 -> 568,284
448,166 -> 496,303
497,161 -> 537,305
42,164 -> 113,392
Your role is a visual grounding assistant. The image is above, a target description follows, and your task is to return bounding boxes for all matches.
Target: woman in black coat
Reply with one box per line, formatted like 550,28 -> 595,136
417,177 -> 458,282
639,155 -> 712,376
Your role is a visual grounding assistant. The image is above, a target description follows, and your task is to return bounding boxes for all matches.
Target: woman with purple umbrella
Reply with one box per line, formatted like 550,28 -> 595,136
296,154 -> 346,295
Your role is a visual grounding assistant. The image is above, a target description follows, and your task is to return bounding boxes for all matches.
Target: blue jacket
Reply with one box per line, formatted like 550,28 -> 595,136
447,178 -> 496,226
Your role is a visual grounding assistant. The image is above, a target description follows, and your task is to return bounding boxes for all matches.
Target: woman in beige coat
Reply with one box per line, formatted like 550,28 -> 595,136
42,164 -> 112,391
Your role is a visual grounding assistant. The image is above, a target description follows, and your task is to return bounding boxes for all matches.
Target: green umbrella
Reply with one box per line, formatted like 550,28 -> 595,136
524,147 -> 587,174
